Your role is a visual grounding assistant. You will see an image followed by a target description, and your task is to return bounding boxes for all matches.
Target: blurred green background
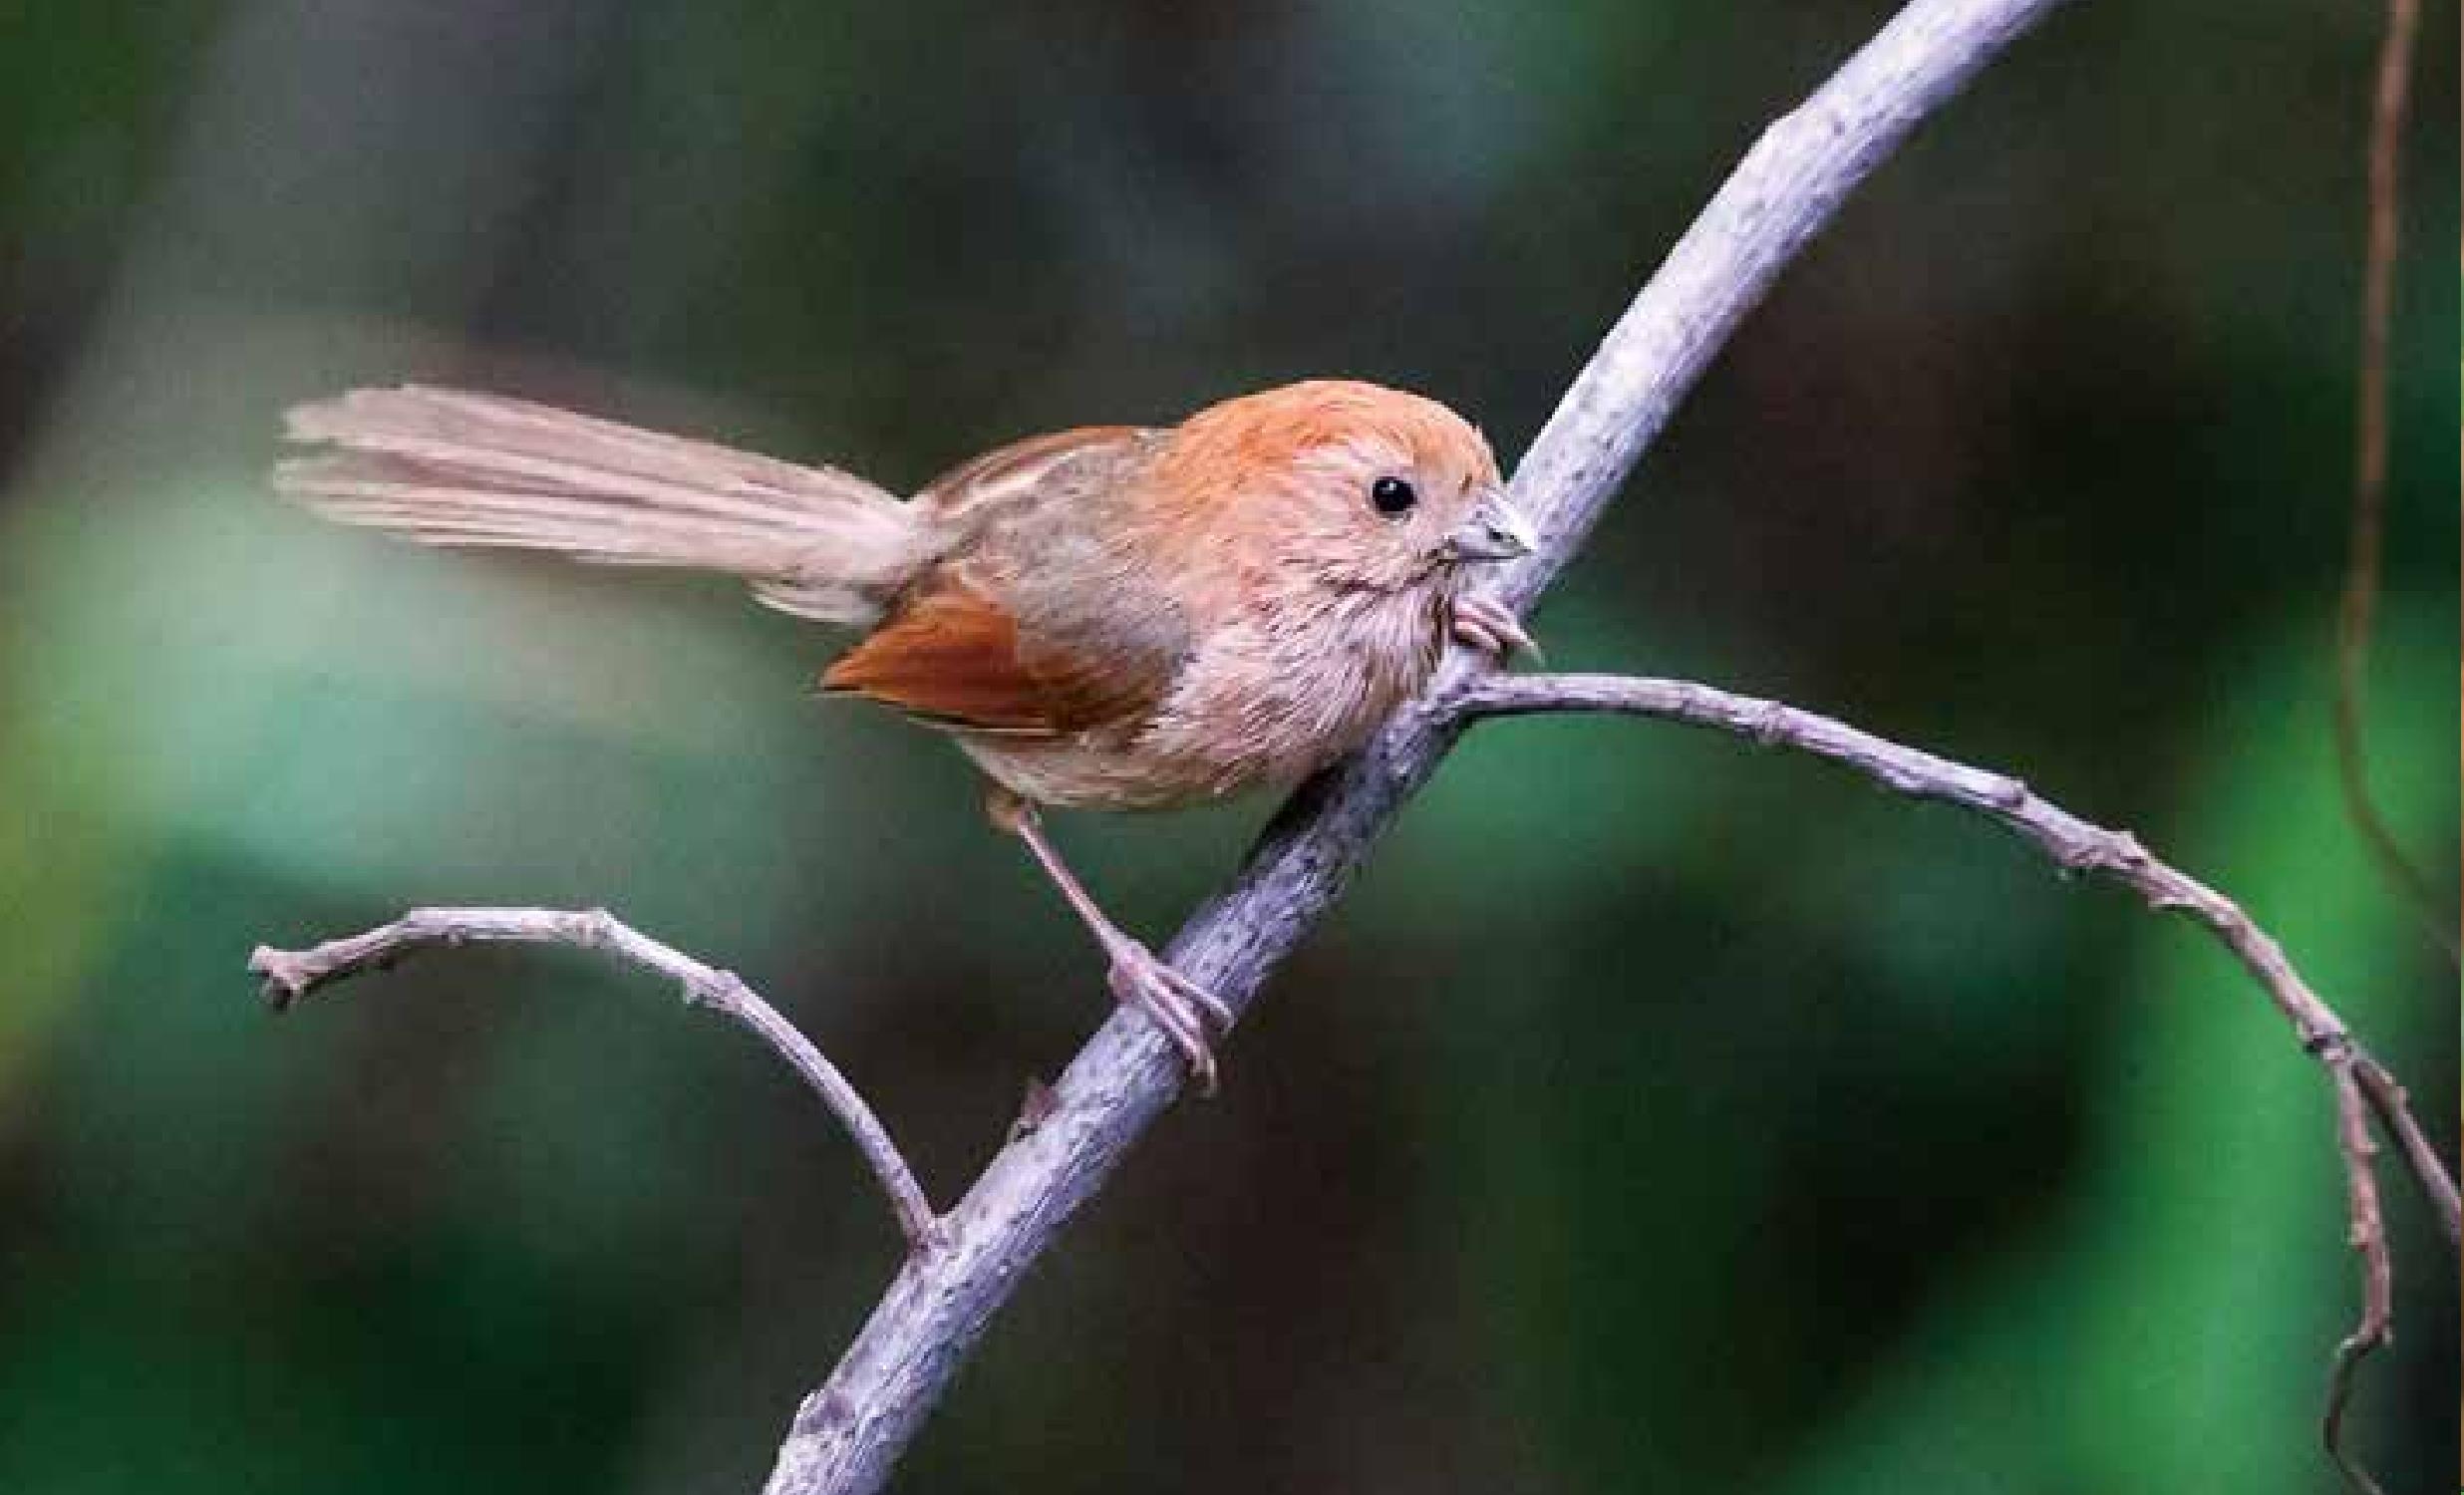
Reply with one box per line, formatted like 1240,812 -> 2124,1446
1,2 -> 2455,1491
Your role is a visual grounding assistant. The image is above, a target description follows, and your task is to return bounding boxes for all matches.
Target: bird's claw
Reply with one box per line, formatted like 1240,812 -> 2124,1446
1449,593 -> 1541,663
1104,939 -> 1230,1095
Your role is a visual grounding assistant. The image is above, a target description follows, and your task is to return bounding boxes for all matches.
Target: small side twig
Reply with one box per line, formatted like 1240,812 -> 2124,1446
1451,671 -> 2456,1493
249,906 -> 942,1253
2319,1048 -> 2391,1495
2352,1051 -> 2459,1242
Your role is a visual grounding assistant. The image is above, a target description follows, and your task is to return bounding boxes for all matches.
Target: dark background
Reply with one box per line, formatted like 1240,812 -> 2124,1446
1,2 -> 2455,1490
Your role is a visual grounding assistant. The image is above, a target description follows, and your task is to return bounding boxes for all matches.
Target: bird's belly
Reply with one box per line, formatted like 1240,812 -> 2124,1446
964,603 -> 1441,812
956,736 -> 1227,812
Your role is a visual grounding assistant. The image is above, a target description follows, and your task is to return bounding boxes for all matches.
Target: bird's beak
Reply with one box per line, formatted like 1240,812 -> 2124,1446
1441,487 -> 1539,563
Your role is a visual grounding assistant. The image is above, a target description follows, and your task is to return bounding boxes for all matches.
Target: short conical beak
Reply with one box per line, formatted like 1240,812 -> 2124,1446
1442,488 -> 1539,563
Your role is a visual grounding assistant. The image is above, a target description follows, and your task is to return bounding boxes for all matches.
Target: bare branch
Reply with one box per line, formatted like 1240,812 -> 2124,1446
1451,670 -> 2456,1491
1457,675 -> 2356,1052
2320,1051 -> 2392,1495
250,906 -> 942,1254
757,2 -> 2077,1491
2353,1052 -> 2460,1242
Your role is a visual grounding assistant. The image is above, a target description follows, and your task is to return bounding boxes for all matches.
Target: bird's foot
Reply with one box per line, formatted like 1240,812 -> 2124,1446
1103,937 -> 1232,1095
1449,593 -> 1542,662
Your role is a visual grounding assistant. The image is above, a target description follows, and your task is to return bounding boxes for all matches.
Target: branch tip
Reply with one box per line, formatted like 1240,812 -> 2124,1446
1455,668 -> 2452,1484
249,906 -> 937,1255
2320,1053 -> 2394,1495
249,945 -> 311,1012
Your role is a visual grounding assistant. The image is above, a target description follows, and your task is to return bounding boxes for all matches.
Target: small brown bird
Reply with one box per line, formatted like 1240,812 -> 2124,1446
276,380 -> 1538,1088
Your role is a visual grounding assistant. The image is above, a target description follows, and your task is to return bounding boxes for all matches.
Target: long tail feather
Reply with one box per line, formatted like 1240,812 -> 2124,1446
275,386 -> 920,624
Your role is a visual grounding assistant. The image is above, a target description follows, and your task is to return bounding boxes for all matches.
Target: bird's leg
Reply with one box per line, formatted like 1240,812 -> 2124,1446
985,785 -> 1232,1093
1449,592 -> 1542,662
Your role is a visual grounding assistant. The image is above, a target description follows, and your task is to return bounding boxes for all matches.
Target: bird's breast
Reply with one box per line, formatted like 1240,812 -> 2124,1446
1126,584 -> 1447,797
953,579 -> 1451,813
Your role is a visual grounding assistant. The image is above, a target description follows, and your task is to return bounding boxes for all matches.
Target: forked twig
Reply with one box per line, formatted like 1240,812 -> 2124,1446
2319,1050 -> 2392,1495
1452,671 -> 2455,1493
250,906 -> 942,1253
2353,1052 -> 2458,1241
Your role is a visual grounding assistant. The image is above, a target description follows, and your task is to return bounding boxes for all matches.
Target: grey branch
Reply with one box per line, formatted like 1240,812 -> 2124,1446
1452,671 -> 2461,1479
1451,672 -> 2439,1103
246,0 -> 2446,1487
2321,1055 -> 2393,1495
249,906 -> 941,1253
760,2 -> 2081,1491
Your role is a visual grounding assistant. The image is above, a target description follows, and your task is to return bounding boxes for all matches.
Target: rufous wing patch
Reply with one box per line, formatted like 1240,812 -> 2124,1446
820,579 -> 1166,736
822,585 -> 1046,732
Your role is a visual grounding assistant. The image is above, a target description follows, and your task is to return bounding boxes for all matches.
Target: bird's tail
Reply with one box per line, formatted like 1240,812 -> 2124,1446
276,386 -> 922,625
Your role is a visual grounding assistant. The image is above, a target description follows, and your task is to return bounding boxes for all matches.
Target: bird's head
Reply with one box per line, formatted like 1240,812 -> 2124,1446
1151,380 -> 1536,596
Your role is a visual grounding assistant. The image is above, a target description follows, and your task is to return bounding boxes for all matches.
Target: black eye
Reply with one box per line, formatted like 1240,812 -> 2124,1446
1370,475 -> 1417,516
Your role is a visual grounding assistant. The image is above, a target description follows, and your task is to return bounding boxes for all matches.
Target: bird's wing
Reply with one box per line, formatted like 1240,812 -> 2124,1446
821,427 -> 1191,737
819,570 -> 1188,736
911,425 -> 1153,525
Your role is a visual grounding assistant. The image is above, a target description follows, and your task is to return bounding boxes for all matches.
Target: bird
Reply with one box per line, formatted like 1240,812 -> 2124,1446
274,379 -> 1540,1090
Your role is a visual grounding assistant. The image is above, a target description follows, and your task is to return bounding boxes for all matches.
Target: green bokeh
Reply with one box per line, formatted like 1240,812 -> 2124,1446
0,2 -> 2453,1492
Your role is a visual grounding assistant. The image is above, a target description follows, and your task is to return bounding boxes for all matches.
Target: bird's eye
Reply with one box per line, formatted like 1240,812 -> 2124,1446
1370,475 -> 1417,517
